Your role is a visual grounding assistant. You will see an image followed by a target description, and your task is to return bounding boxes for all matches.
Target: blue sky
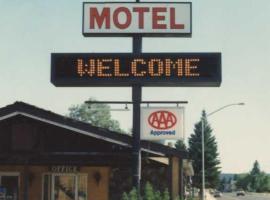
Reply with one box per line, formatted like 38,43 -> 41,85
0,0 -> 270,173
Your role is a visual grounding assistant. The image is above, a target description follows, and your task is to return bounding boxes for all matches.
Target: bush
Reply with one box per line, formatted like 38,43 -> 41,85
144,182 -> 155,200
162,188 -> 170,200
121,188 -> 139,200
122,192 -> 129,200
122,182 -> 178,200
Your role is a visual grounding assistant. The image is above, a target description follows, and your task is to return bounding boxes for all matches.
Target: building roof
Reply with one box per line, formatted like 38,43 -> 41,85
0,101 -> 187,158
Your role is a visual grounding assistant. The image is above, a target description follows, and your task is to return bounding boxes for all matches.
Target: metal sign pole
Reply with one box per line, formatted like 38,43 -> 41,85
132,84 -> 142,195
132,0 -> 142,194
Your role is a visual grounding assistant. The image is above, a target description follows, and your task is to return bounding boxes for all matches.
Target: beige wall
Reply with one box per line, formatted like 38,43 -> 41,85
81,166 -> 110,200
0,165 -> 110,200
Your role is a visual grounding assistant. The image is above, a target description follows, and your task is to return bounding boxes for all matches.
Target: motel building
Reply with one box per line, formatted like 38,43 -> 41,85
0,102 -> 193,200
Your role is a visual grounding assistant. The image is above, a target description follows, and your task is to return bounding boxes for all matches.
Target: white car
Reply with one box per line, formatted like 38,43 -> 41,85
236,190 -> 245,196
214,191 -> 222,197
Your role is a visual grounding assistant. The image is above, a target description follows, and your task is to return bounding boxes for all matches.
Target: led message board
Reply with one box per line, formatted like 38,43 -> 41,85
83,2 -> 192,37
51,53 -> 221,87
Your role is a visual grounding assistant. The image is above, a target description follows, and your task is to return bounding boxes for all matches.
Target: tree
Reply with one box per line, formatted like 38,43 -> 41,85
218,177 -> 226,192
249,160 -> 270,192
250,160 -> 261,191
250,161 -> 260,175
235,173 -> 250,190
175,140 -> 187,151
188,110 -> 221,190
235,161 -> 270,192
68,98 -> 129,200
68,97 -> 125,133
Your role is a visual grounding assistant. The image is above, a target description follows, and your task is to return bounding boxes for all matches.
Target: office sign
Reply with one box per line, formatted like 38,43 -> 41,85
141,107 -> 184,140
51,53 -> 221,87
50,166 -> 79,173
83,2 -> 192,36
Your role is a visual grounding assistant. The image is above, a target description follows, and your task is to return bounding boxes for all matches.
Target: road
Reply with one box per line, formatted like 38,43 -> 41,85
218,193 -> 270,200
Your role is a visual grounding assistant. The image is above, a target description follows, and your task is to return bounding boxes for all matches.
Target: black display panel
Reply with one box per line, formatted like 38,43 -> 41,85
51,53 -> 221,87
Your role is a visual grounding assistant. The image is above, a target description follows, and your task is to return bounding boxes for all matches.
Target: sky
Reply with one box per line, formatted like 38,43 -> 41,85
0,0 -> 270,173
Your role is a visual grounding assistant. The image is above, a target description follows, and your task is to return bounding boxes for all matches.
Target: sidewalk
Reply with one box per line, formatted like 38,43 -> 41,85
191,190 -> 216,200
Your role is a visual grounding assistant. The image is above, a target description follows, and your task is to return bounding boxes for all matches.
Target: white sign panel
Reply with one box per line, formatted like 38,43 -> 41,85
83,2 -> 191,36
141,107 -> 184,140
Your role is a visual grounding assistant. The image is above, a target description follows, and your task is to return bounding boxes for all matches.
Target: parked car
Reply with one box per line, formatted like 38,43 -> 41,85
236,190 -> 245,196
214,191 -> 222,197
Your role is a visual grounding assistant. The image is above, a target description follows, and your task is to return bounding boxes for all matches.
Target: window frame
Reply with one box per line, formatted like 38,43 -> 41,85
0,172 -> 20,200
42,173 -> 88,200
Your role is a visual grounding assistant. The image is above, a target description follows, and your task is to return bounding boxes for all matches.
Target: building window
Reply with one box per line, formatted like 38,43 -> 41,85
0,173 -> 19,200
43,174 -> 87,200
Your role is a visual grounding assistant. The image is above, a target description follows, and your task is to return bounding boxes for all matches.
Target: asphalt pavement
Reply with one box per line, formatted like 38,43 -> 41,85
218,192 -> 270,200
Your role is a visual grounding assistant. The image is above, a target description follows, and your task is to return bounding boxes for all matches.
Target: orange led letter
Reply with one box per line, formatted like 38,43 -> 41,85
185,59 -> 200,77
131,59 -> 147,76
77,59 -> 96,77
148,59 -> 164,76
97,59 -> 113,77
114,59 -> 129,77
165,59 -> 183,76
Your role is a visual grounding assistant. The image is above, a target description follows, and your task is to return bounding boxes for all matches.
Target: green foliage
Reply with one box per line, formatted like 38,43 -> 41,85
110,164 -> 169,200
188,110 -> 221,189
250,160 -> 260,176
144,182 -> 155,200
235,161 -> 270,192
218,177 -> 226,192
175,140 -> 187,151
121,188 -> 138,200
154,191 -> 162,200
122,192 -> 130,200
235,173 -> 250,190
122,182 -> 172,200
162,188 -> 170,200
249,160 -> 261,191
68,97 -> 125,133
129,188 -> 139,200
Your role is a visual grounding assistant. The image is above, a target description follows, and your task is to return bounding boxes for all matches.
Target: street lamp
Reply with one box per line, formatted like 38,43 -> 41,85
201,103 -> 244,200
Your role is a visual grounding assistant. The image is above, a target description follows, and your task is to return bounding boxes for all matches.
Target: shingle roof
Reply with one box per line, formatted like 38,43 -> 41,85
0,101 -> 187,158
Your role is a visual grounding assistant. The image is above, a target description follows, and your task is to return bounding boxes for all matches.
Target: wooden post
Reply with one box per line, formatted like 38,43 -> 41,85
170,156 -> 180,200
23,164 -> 29,200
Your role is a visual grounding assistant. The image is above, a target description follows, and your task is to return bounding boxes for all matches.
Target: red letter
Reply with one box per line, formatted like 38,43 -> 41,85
152,7 -> 167,29
170,8 -> 184,29
90,7 -> 110,29
133,7 -> 149,29
113,7 -> 132,29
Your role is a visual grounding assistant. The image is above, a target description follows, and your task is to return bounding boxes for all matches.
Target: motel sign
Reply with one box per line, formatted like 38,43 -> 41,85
83,2 -> 192,36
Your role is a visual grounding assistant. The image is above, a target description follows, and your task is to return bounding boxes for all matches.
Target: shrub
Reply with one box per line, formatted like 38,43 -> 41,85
122,182 -> 176,200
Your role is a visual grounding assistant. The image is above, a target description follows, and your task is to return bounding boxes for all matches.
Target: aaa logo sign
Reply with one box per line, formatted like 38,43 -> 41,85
141,107 -> 184,140
148,110 -> 177,129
